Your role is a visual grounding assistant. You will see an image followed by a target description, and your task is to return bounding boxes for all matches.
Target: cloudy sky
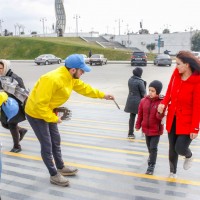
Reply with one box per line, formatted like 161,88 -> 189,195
0,0 -> 200,35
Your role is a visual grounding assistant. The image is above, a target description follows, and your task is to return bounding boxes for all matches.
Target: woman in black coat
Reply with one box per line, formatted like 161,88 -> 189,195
124,67 -> 146,139
0,59 -> 27,153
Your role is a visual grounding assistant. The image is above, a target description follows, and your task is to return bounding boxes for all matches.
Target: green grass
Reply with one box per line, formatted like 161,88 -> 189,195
0,36 -> 156,60
0,37 -> 133,60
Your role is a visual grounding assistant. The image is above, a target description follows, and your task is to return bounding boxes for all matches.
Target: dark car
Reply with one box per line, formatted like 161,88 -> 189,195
34,54 -> 62,65
131,51 -> 147,66
154,54 -> 172,66
89,54 -> 107,66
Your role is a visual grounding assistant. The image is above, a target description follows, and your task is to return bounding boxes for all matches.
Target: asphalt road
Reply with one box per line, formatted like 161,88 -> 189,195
1,62 -> 200,200
12,62 -> 175,105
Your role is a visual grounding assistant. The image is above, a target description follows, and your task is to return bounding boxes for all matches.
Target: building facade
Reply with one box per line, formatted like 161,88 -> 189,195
103,32 -> 194,55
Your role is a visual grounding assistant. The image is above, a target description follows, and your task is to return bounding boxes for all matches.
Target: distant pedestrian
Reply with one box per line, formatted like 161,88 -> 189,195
88,50 -> 92,58
124,67 -> 146,139
136,80 -> 164,175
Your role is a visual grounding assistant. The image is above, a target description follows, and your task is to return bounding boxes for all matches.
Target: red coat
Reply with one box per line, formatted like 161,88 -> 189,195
161,68 -> 200,135
135,95 -> 164,136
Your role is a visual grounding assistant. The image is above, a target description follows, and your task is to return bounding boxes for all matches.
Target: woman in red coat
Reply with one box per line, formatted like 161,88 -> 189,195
158,51 -> 200,178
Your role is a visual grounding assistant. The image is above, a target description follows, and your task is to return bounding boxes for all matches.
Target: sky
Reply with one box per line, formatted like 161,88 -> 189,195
0,0 -> 200,35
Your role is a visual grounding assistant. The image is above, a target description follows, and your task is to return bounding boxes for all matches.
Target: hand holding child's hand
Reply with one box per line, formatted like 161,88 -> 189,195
135,129 -> 139,131
158,104 -> 165,114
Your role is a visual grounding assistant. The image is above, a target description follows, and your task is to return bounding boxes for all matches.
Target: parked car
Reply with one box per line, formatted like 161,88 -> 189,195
154,54 -> 172,66
81,54 -> 90,64
131,51 -> 147,66
89,54 -> 107,66
34,54 -> 62,65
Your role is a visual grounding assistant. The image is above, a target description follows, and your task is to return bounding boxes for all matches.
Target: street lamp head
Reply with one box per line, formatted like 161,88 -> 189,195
40,17 -> 47,22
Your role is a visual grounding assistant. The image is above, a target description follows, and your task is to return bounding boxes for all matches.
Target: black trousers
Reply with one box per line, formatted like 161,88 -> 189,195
128,113 -> 136,135
2,122 -> 21,149
145,135 -> 160,165
168,117 -> 192,173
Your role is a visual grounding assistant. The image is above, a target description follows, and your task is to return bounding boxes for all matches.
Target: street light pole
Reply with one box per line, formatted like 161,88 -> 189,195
189,26 -> 193,50
14,24 -> 17,36
0,19 -> 4,36
40,17 -> 47,36
74,14 -> 80,37
117,19 -> 123,35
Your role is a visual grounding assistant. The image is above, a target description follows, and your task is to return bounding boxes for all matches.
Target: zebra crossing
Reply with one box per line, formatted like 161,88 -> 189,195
1,99 -> 200,200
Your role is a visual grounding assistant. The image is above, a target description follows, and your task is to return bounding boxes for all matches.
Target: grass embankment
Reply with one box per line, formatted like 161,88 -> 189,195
0,37 -> 132,60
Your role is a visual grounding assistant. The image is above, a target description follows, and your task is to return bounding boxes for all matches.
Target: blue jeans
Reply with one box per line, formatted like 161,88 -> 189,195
26,114 -> 64,176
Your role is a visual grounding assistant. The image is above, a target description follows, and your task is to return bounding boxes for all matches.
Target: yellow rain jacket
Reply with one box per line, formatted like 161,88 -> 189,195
25,66 -> 105,122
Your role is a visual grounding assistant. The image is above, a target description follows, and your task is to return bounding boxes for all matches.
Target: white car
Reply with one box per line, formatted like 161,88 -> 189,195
89,54 -> 107,66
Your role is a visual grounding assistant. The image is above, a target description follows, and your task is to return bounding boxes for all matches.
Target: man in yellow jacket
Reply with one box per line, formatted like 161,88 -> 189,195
25,54 -> 114,187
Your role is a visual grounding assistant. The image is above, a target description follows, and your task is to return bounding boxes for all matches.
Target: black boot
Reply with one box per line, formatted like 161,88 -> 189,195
145,164 -> 155,175
127,133 -> 135,139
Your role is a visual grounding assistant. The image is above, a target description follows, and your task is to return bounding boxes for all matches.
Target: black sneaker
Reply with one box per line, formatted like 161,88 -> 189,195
10,147 -> 22,153
19,128 -> 28,141
128,134 -> 135,139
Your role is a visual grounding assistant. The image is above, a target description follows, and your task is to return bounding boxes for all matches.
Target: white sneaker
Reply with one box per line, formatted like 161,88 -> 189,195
183,156 -> 193,170
168,172 -> 177,178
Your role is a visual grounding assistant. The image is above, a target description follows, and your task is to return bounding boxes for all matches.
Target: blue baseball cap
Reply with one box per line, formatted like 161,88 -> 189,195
64,54 -> 91,72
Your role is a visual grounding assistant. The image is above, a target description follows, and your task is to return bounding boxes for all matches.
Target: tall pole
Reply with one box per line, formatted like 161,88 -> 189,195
74,14 -> 80,37
118,19 -> 123,35
0,19 -> 4,36
190,27 -> 193,50
40,18 -> 47,36
115,19 -> 123,35
14,24 -> 17,36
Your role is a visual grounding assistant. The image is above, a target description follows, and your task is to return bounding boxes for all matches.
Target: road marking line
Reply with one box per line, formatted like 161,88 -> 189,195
3,151 -> 200,186
1,133 -> 200,162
